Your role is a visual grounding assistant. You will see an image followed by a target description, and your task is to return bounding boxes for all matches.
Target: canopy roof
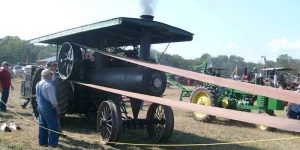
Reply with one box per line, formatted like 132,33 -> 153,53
207,67 -> 227,71
261,67 -> 295,71
30,17 -> 193,49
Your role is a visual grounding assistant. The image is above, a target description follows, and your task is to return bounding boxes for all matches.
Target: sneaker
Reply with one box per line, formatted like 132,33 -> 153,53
20,104 -> 26,109
59,131 -> 67,138
49,144 -> 58,148
39,144 -> 48,147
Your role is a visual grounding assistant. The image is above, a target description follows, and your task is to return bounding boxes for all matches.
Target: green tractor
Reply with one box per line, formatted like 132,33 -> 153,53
190,66 -> 287,131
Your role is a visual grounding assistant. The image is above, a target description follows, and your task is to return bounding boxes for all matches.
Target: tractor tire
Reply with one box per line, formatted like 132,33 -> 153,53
56,77 -> 74,116
253,110 -> 275,131
190,87 -> 217,122
30,67 -> 44,118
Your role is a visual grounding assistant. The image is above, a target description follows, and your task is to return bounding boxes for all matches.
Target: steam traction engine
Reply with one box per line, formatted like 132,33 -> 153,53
27,15 -> 193,143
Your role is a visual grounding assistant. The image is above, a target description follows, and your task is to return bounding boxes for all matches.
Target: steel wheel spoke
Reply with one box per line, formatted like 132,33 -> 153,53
107,112 -> 112,119
106,127 -> 111,136
64,53 -> 69,58
106,123 -> 112,128
68,47 -> 72,58
58,43 -> 79,79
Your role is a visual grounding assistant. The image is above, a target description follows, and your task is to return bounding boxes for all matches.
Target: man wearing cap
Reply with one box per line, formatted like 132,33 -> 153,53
36,69 -> 59,147
46,61 -> 57,81
0,61 -> 14,112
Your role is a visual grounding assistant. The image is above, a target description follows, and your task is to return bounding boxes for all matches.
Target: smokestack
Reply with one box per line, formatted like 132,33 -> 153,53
139,27 -> 151,61
139,0 -> 156,61
140,15 -> 154,21
139,15 -> 153,61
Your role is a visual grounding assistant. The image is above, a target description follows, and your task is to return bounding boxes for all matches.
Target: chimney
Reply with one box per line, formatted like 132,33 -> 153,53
140,15 -> 154,21
139,15 -> 154,61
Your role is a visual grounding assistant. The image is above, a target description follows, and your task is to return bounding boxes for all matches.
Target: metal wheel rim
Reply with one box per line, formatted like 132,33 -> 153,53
221,97 -> 229,108
98,102 -> 113,141
153,105 -> 166,139
58,43 -> 75,79
258,124 -> 268,130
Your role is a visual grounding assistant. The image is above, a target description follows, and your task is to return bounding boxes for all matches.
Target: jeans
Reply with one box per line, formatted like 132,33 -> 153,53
0,87 -> 10,111
38,107 -> 59,147
287,111 -> 300,120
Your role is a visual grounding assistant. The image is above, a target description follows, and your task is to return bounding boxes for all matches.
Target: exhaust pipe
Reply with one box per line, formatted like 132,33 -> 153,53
139,15 -> 154,61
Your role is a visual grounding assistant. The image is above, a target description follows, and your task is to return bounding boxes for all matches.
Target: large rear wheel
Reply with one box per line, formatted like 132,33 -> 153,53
146,103 -> 174,142
56,77 -> 74,116
58,42 -> 82,80
30,67 -> 44,118
97,100 -> 122,144
190,87 -> 217,122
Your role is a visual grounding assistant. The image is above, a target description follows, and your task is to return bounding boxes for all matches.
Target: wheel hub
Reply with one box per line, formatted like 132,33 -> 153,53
192,91 -> 211,118
153,77 -> 162,88
221,97 -> 229,108
100,119 -> 107,126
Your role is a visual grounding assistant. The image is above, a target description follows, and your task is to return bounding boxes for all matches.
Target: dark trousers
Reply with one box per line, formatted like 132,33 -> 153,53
287,111 -> 300,120
0,87 -> 10,111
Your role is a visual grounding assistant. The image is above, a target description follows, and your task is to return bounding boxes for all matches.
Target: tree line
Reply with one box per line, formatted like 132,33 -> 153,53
151,51 -> 300,76
0,36 -> 56,65
1,36 -> 299,76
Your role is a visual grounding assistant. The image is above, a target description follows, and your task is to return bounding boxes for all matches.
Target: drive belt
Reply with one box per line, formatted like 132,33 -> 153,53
75,82 -> 300,132
94,49 -> 300,104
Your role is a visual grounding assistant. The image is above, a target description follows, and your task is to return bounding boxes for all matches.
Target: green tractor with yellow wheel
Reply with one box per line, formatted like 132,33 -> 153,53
190,66 -> 286,131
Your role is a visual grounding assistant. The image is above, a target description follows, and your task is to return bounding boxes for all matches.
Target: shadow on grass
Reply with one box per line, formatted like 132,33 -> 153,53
58,115 -> 110,149
58,114 -> 297,150
60,115 -> 259,150
12,112 -> 34,117
212,118 -> 257,128
0,112 -> 14,121
113,129 -> 260,150
60,115 -> 96,133
208,117 -> 295,135
59,136 -> 106,150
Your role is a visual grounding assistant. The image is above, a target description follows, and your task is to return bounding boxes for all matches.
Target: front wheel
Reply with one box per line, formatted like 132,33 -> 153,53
97,100 -> 122,143
146,103 -> 174,142
190,87 -> 216,122
256,111 -> 275,131
253,110 -> 275,131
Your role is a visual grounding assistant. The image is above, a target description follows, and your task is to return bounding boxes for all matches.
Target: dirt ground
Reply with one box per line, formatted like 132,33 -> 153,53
0,79 -> 300,150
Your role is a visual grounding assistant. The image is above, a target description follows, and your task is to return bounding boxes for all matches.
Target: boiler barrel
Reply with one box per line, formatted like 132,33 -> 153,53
89,67 -> 166,97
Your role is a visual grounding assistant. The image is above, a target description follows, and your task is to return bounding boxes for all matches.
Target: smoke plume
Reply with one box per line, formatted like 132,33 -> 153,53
140,0 -> 157,15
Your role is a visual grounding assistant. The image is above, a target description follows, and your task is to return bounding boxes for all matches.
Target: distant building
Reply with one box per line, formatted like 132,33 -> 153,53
36,56 -> 56,66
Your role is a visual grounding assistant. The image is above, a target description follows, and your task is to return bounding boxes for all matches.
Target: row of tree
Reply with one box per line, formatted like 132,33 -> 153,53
0,36 -> 56,65
0,36 -> 299,76
152,51 -> 300,76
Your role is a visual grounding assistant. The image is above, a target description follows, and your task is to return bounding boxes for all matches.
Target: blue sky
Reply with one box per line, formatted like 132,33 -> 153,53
0,0 -> 299,62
